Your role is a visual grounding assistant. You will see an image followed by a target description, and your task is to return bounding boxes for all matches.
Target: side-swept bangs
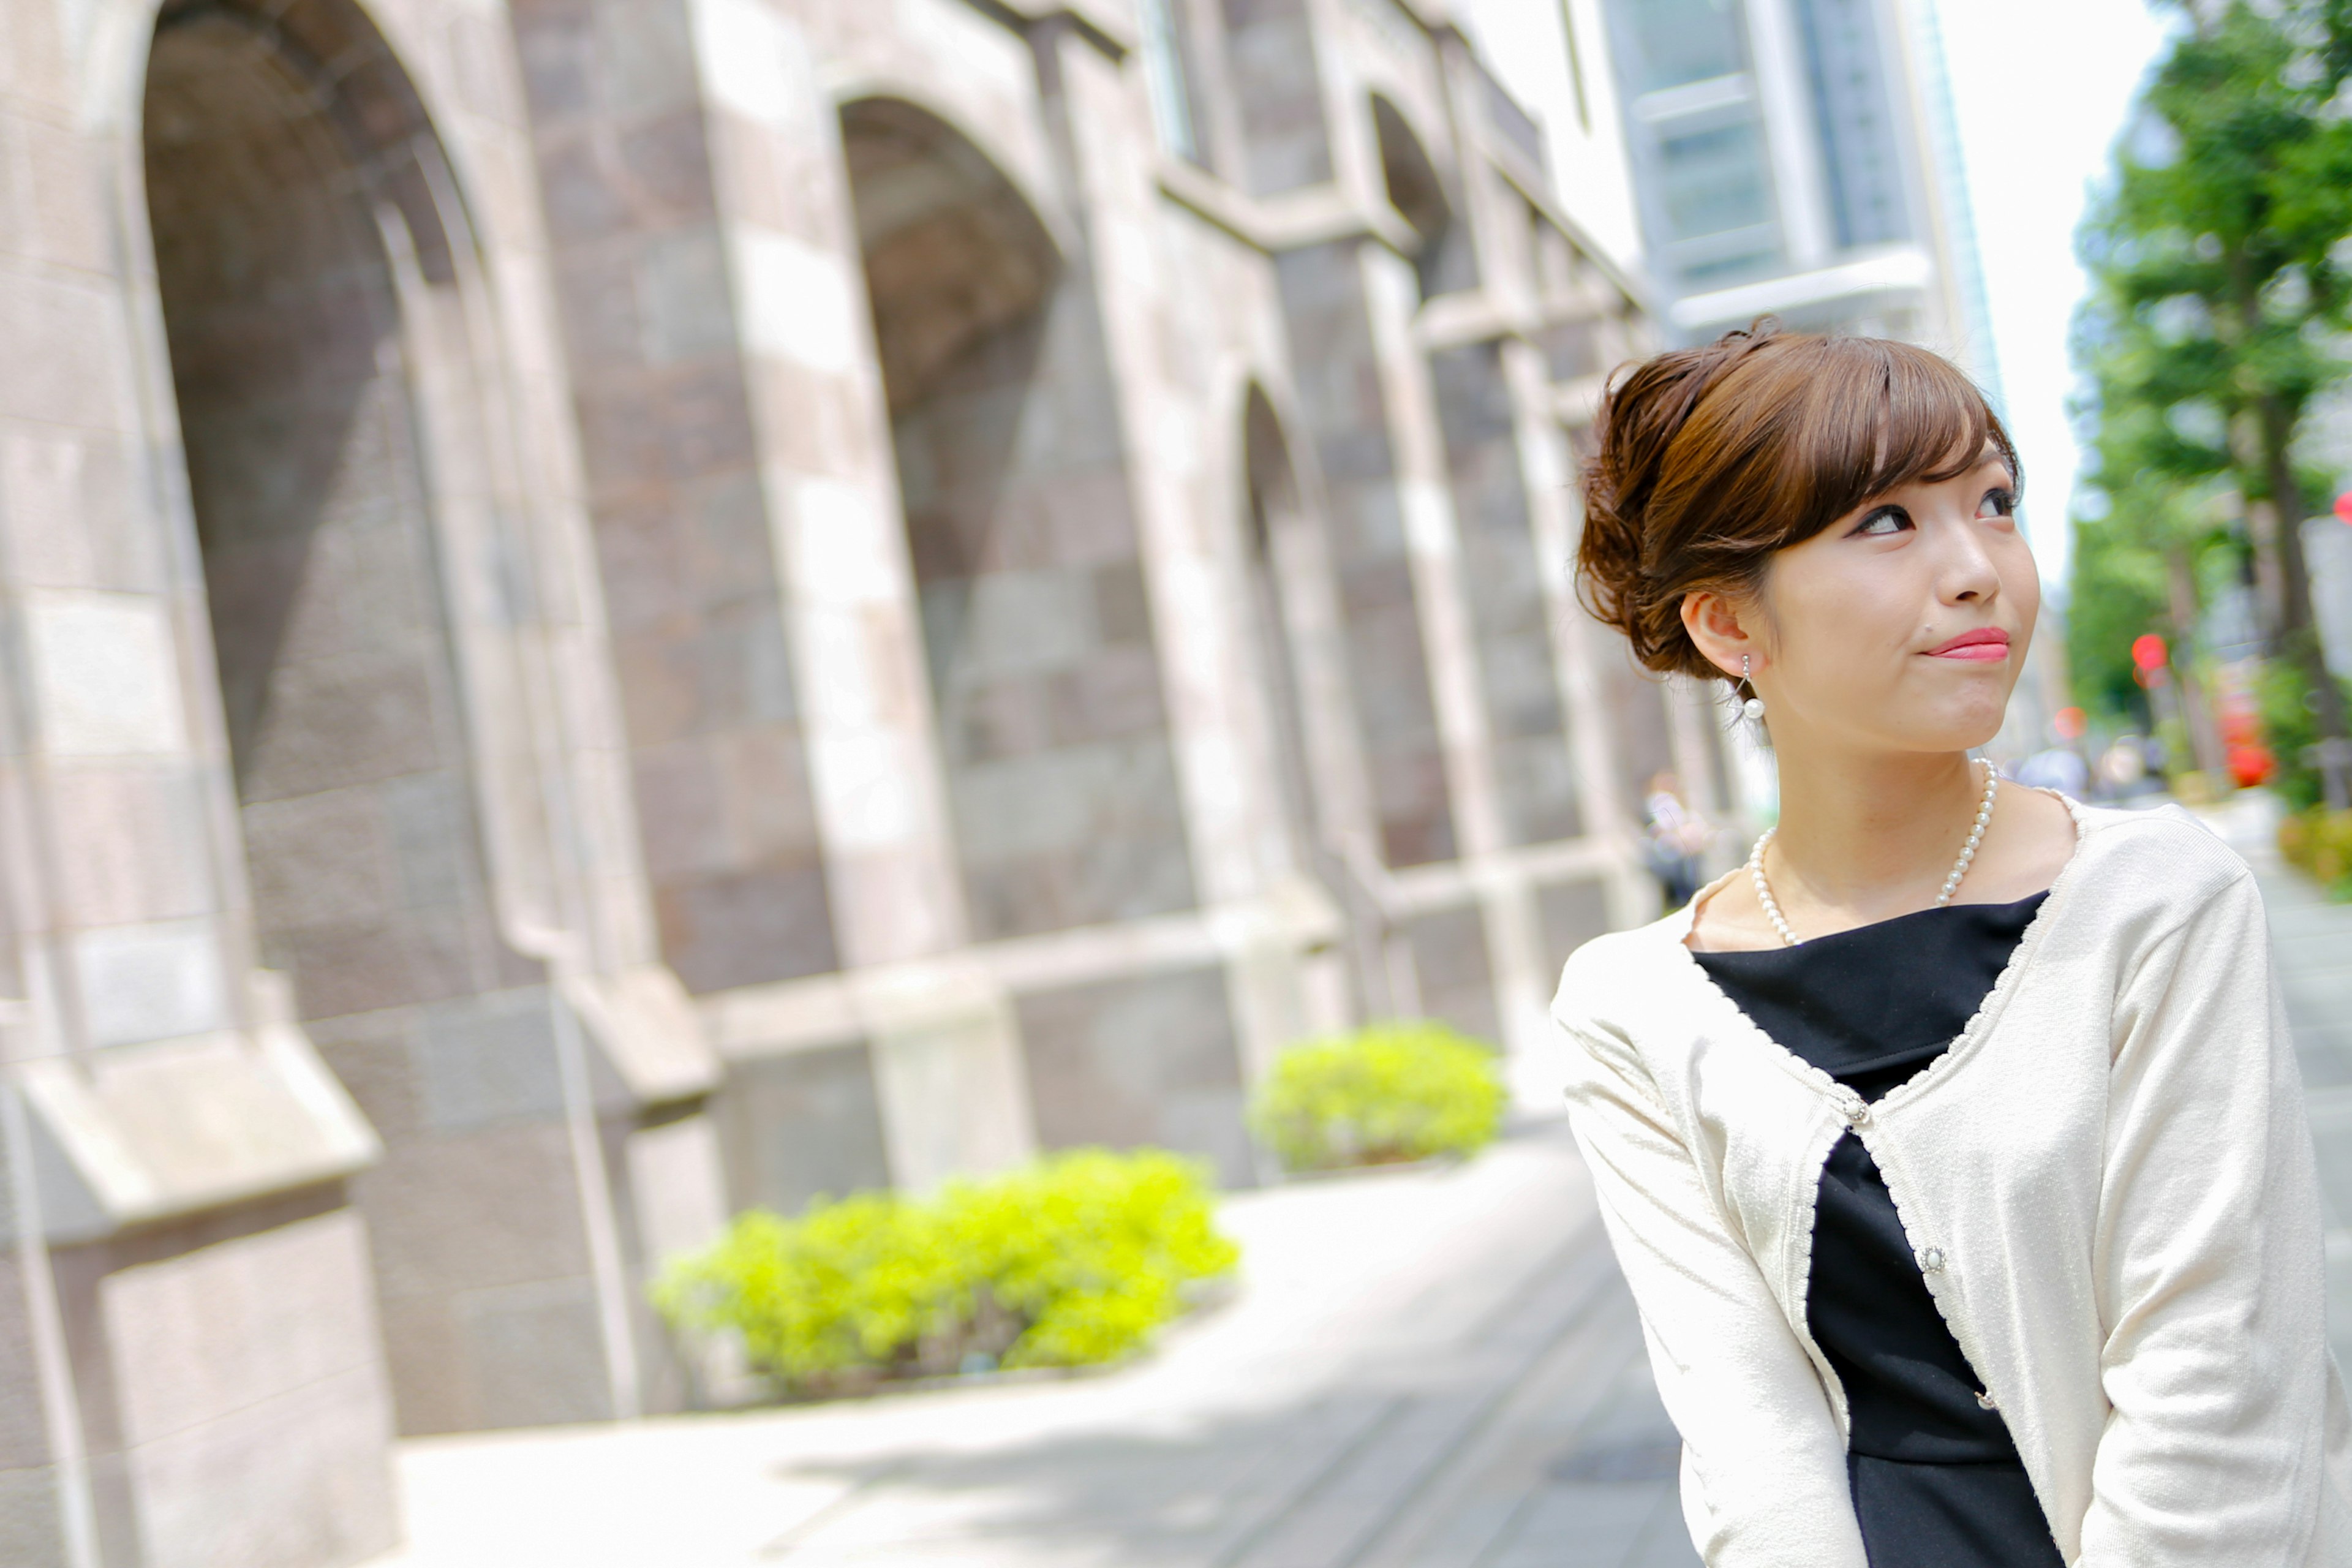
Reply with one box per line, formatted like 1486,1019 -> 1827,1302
1578,325 -> 2022,680
1657,333 -> 2019,578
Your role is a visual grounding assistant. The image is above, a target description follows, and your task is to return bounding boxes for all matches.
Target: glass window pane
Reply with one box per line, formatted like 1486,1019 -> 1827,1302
1657,119 -> 1773,239
1614,0 -> 1747,96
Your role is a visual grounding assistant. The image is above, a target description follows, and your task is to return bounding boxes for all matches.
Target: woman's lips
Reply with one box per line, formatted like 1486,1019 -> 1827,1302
1925,628 -> 2010,662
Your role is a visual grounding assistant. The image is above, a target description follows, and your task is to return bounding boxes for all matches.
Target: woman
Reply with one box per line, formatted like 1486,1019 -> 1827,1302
1553,323 -> 2351,1566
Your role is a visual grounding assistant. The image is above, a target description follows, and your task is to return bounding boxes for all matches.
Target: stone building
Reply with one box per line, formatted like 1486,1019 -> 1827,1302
0,0 -> 1720,1562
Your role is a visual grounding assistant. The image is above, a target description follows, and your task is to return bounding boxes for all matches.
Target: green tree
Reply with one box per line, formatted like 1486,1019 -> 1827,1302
2071,0 -> 2352,802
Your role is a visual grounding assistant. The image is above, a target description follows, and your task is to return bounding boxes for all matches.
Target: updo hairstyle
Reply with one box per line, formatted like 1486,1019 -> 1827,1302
1575,322 -> 2020,684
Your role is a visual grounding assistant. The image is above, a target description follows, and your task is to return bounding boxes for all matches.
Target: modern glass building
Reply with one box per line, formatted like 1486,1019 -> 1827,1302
1600,0 -> 1991,368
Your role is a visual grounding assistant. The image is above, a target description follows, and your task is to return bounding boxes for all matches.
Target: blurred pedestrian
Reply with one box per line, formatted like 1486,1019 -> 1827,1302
1556,326 -> 2348,1566
1642,771 -> 1711,911
2013,745 -> 2087,798
2096,733 -> 2148,797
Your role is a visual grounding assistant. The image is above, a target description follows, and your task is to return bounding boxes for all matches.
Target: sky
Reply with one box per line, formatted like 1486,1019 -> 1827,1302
1930,0 -> 2175,594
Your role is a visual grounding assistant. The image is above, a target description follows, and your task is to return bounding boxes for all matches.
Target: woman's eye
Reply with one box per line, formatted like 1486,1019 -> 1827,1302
1853,506 -> 1911,537
1978,488 -> 2019,519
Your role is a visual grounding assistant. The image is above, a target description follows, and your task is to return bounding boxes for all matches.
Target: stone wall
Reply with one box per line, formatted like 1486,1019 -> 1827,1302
0,0 -> 1700,1559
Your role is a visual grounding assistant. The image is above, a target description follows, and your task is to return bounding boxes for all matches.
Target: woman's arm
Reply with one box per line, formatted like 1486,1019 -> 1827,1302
2083,868 -> 2340,1563
1557,1010 -> 1867,1567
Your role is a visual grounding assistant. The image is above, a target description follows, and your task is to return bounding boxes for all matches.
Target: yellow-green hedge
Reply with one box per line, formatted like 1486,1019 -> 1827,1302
651,1148 -> 1237,1396
1248,1020 -> 1505,1173
2280,805 -> 2352,899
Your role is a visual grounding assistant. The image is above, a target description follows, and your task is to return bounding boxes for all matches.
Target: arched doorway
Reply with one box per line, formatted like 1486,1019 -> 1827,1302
843,97 -> 1197,942
145,0 -> 627,1434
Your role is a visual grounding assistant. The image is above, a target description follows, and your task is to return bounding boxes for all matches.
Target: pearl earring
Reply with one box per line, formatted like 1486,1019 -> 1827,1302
1740,656 -> 1765,723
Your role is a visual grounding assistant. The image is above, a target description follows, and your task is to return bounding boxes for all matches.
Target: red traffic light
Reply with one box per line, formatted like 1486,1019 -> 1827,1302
2131,633 -> 2169,673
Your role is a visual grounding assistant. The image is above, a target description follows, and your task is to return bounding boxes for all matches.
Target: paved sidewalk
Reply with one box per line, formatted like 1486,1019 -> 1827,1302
2201,795 -> 2352,1370
375,1120 -> 1695,1568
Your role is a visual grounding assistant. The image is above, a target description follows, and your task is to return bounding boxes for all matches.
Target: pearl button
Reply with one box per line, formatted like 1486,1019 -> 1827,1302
1920,1246 -> 1946,1273
1975,1389 -> 1999,1411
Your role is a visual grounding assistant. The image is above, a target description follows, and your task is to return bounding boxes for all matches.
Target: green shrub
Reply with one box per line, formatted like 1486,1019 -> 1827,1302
650,1148 -> 1237,1396
1248,1020 -> 1506,1174
2280,805 -> 2352,900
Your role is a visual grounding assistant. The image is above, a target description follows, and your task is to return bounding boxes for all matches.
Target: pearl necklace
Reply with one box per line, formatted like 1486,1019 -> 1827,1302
1746,760 -> 2002,948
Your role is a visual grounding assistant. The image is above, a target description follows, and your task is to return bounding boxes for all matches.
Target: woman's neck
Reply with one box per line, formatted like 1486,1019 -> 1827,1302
1766,745 -> 1985,918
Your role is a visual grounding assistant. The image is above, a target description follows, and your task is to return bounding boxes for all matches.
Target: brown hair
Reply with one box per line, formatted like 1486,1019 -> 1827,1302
1576,322 -> 2019,682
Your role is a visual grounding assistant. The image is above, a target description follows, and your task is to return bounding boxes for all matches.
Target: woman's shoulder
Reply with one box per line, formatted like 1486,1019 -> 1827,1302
2043,798 -> 2258,952
1550,902 -> 1711,1042
2065,799 -> 2251,897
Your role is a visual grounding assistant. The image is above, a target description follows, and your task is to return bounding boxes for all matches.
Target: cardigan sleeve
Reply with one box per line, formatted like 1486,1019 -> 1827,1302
1555,1003 -> 1868,1568
2081,867 -> 2338,1564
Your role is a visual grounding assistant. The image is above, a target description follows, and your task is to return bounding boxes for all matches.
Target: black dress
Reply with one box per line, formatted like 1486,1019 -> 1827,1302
1691,894 -> 2065,1568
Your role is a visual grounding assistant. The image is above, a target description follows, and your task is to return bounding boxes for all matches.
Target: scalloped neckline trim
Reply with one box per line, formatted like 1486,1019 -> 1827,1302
1668,792 -> 2092,1114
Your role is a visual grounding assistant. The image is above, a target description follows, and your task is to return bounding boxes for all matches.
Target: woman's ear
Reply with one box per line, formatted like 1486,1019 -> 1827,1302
1681,590 -> 1758,680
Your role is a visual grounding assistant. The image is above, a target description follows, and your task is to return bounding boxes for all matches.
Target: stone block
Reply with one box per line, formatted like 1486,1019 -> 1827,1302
458,1276 -> 612,1428
0,1254 -> 48,1469
511,0 -> 594,120
240,786 -> 399,935
1047,642 -> 1167,745
1537,879 -> 1613,976
731,227 -> 861,376
381,772 -> 486,912
751,355 -> 869,478
618,107 -> 719,223
0,428 -> 155,591
532,135 -> 631,246
410,988 -> 565,1134
72,919 -> 227,1047
23,590 -> 187,759
233,647 -> 443,804
100,1211 -> 383,1452
654,861 -> 839,994
956,568 -> 1100,678
372,1287 -> 466,1436
552,250 -> 649,377
596,0 -> 701,119
718,1045 -> 893,1216
357,1121 -> 590,1301
657,361 -> 761,480
716,728 -> 824,863
1498,737 -> 1581,847
48,763 -> 215,929
1408,906 -> 1499,1046
624,1114 -> 727,1270
1016,967 -> 1252,1186
1091,560 -> 1153,644
0,1465 -> 67,1568
630,739 -> 729,876
642,226 -> 736,364
612,603 -> 797,745
270,919 -> 417,1023
309,1010 -> 425,1146
945,673 -> 1055,763
123,1368 -> 397,1568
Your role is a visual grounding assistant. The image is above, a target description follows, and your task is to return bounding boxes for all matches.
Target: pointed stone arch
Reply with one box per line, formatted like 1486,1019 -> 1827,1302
843,93 -> 1199,941
142,0 -> 688,1438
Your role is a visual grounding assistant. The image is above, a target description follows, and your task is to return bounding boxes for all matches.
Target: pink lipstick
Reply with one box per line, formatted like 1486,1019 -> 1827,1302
1925,627 -> 2010,662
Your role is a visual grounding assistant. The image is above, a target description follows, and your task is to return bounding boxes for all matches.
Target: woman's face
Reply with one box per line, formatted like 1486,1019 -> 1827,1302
1745,450 -> 2036,756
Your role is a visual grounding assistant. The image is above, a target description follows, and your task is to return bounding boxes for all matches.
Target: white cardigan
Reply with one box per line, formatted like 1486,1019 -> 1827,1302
1551,801 -> 2352,1566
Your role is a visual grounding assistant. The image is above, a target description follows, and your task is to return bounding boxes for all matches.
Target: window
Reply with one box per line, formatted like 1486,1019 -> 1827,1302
1619,0 -> 1746,96
1657,121 -> 1773,240
1139,0 -> 1206,166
